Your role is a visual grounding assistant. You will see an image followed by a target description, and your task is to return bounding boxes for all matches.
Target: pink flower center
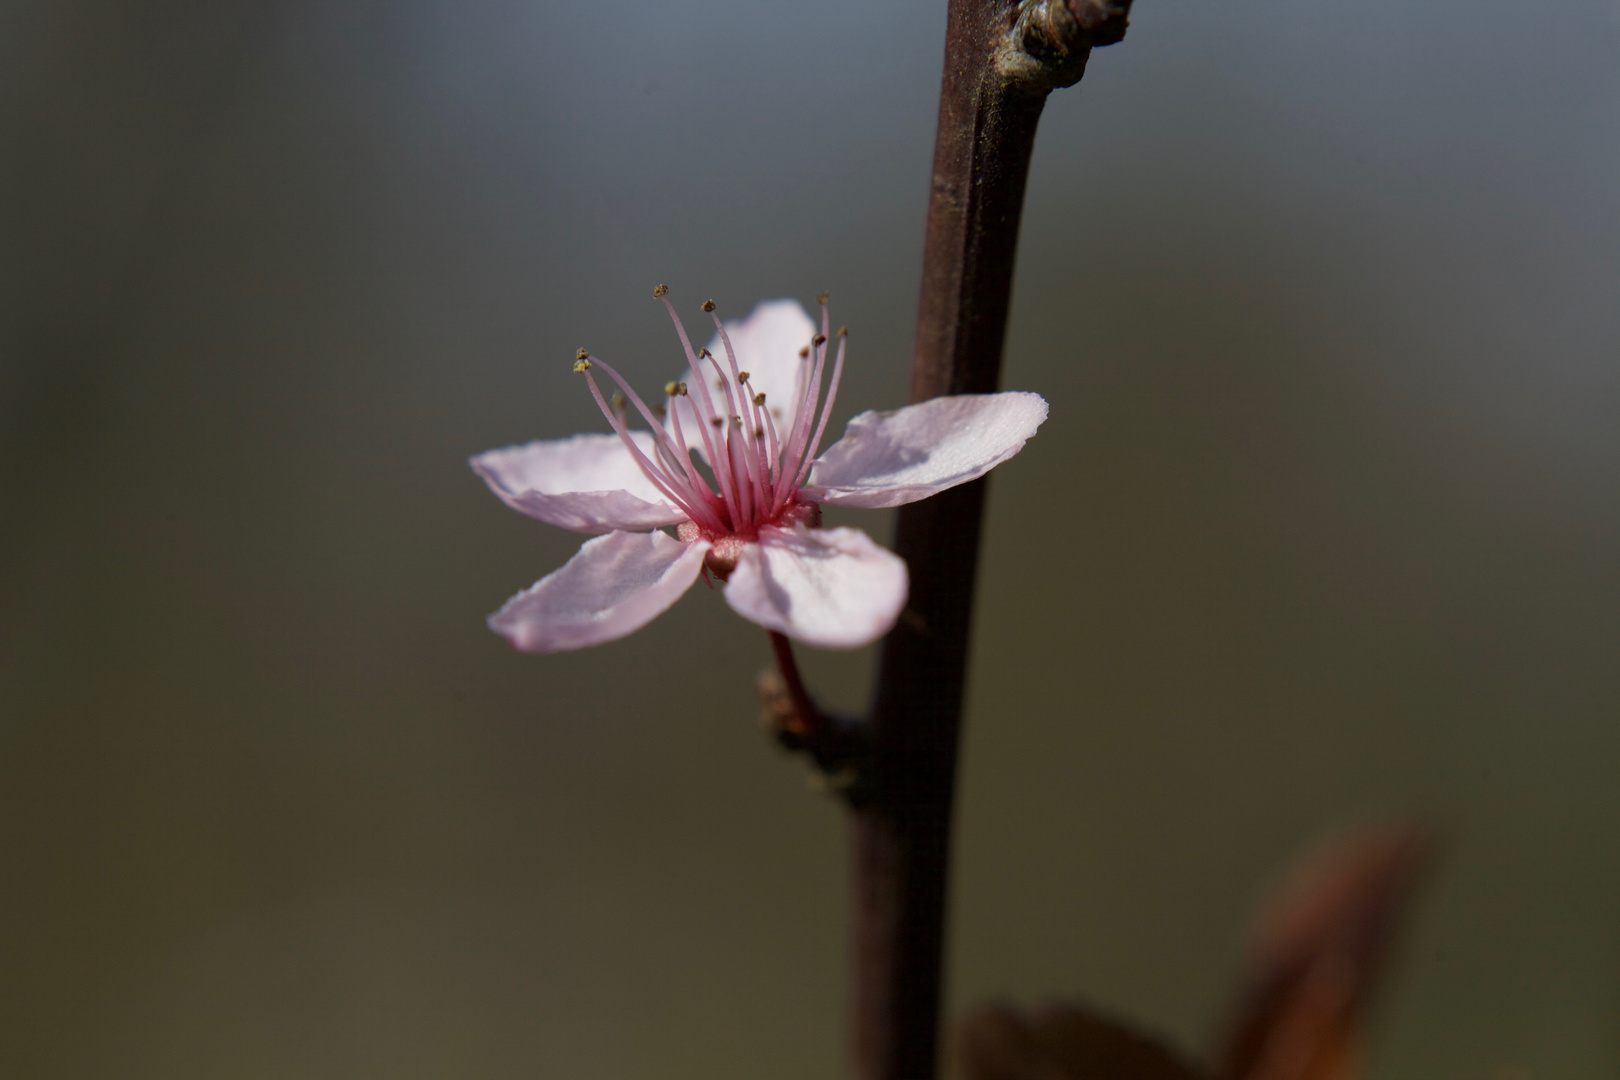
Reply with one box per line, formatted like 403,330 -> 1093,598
573,291 -> 848,548
677,502 -> 820,579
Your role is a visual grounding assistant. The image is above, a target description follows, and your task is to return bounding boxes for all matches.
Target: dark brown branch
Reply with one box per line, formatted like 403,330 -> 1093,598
845,2 -> 1131,1078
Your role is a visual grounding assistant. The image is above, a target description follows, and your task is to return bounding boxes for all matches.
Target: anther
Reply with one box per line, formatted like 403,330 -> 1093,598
610,392 -> 627,412
812,334 -> 826,347
798,346 -> 810,359
752,392 -> 766,407
575,347 -> 589,360
664,381 -> 680,396
738,371 -> 750,383
653,283 -> 668,297
711,417 -> 724,428
816,291 -> 829,305
701,299 -> 716,313
838,325 -> 848,337
699,348 -> 712,359
754,427 -> 764,439
572,358 -> 591,373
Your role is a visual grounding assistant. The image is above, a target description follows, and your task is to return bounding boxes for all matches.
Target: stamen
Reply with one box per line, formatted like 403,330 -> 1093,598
795,329 -> 848,492
657,293 -> 737,523
653,434 -> 685,478
578,367 -> 707,525
666,406 -> 727,531
700,345 -> 757,516
602,368 -> 717,523
761,399 -> 784,479
661,384 -> 706,501
728,423 -> 754,525
587,356 -> 727,532
708,308 -> 771,515
653,283 -> 667,297
777,326 -> 829,506
774,297 -> 834,509
643,290 -> 856,532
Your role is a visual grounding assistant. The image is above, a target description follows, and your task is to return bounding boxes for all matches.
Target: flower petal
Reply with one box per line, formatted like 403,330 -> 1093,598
489,530 -> 709,653
673,299 -> 819,460
802,391 -> 1048,509
470,432 -> 688,533
723,526 -> 908,650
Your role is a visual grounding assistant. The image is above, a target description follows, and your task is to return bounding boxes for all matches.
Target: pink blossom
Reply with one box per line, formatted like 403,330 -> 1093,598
471,292 -> 1047,653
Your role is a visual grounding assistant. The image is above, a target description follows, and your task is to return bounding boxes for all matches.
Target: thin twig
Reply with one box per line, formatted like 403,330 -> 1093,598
761,632 -> 872,797
768,630 -> 830,739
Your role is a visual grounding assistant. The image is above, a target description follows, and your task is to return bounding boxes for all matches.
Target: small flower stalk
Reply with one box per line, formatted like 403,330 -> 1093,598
471,289 -> 1047,653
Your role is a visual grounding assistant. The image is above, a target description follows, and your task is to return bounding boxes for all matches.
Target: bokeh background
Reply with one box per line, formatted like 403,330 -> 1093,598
3,1 -> 1617,1077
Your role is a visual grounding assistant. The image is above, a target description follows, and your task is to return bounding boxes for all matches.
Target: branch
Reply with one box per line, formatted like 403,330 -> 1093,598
846,2 -> 1133,1078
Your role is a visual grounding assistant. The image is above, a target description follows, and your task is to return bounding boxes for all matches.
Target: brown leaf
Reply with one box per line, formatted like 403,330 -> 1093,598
1216,823 -> 1436,1080
957,1001 -> 1208,1080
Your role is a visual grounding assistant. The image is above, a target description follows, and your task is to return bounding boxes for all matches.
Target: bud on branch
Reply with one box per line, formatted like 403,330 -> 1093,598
1003,0 -> 1134,88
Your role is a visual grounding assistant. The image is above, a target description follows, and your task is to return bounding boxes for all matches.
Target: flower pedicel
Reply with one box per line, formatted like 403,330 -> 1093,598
471,289 -> 1048,652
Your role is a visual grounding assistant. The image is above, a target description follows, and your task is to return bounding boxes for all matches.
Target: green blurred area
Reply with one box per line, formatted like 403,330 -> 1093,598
2,2 -> 1617,1077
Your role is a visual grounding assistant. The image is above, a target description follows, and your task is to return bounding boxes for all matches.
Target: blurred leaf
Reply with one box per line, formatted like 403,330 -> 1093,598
1216,823 -> 1435,1080
956,823 -> 1435,1080
957,1001 -> 1207,1080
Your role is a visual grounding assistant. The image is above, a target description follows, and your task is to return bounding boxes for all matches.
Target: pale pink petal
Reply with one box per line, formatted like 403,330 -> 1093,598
470,432 -> 688,534
723,526 -> 908,650
802,391 -> 1048,509
673,299 -> 819,459
489,530 -> 709,653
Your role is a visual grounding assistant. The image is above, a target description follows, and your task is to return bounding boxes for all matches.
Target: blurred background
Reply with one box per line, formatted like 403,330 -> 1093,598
3,1 -> 1617,1077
